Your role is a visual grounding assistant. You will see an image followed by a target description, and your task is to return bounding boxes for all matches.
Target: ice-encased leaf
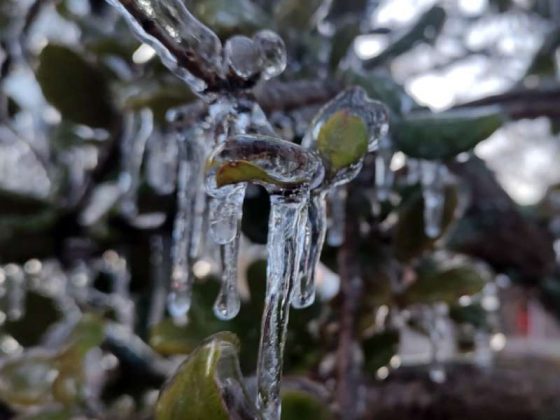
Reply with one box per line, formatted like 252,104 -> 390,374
155,332 -> 261,420
37,44 -> 115,128
207,135 -> 324,193
393,106 -> 506,160
303,87 -> 389,185
317,110 -> 369,176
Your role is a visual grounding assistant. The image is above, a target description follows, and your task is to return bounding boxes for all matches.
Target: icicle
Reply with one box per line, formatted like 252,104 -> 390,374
420,160 -> 446,238
292,193 -> 327,308
107,0 -> 224,94
209,186 -> 246,244
375,135 -> 394,202
119,109 -> 153,218
4,264 -> 25,321
256,193 -> 306,420
214,229 -> 242,320
146,130 -> 178,195
426,303 -> 449,383
326,186 -> 347,247
168,137 -> 196,322
148,235 -> 168,326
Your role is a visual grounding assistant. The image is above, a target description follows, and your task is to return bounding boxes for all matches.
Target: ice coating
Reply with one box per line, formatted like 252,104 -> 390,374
420,160 -> 446,238
256,194 -> 306,419
106,0 -> 223,94
206,135 -> 324,193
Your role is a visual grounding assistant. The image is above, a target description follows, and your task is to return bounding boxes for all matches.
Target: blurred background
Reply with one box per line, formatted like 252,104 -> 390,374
1,0 -> 560,419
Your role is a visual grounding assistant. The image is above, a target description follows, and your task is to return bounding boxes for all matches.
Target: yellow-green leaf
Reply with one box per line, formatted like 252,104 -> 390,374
155,332 -> 259,420
215,160 -> 303,189
317,110 -> 368,176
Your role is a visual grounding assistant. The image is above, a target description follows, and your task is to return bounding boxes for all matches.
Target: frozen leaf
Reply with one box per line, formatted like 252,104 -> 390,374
317,110 -> 369,176
155,332 -> 260,420
394,186 -> 458,262
393,106 -> 505,160
37,45 -> 115,129
403,265 -> 487,305
253,30 -> 287,80
208,135 -> 324,193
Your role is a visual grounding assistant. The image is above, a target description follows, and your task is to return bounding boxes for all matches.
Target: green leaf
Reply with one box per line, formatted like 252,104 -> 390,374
155,332 -> 260,420
394,186 -> 458,262
404,264 -> 487,305
317,110 -> 369,176
393,106 -> 505,160
37,44 -> 115,128
274,0 -> 325,29
0,354 -> 57,406
341,69 -> 420,116
281,389 -> 332,420
365,5 -> 446,68
449,303 -> 488,329
191,0 -> 270,37
362,330 -> 399,373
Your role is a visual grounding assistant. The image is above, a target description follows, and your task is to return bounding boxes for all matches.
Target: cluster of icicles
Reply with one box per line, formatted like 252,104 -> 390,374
107,1 -> 448,418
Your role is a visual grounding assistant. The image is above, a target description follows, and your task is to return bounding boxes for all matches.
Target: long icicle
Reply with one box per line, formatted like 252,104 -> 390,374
291,192 -> 326,309
256,193 -> 305,420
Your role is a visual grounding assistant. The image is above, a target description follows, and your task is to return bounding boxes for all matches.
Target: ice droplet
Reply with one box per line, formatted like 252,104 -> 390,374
224,35 -> 261,80
420,160 -> 446,238
253,30 -> 287,80
213,231 -> 242,321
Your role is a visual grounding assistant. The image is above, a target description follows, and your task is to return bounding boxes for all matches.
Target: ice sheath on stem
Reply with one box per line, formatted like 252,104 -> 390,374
256,193 -> 306,419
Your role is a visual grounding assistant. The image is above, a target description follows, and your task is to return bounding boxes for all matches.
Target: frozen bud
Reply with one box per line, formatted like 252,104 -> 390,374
254,30 -> 287,80
225,35 -> 262,80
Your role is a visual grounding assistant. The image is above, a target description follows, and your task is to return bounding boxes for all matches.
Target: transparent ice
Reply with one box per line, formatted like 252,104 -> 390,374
420,160 -> 446,238
375,135 -> 394,202
146,130 -> 178,195
107,0 -> 224,94
119,109 -> 153,218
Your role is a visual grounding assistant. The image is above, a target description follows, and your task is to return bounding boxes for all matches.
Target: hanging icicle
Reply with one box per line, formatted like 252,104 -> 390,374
420,160 -> 446,239
375,134 -> 394,202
